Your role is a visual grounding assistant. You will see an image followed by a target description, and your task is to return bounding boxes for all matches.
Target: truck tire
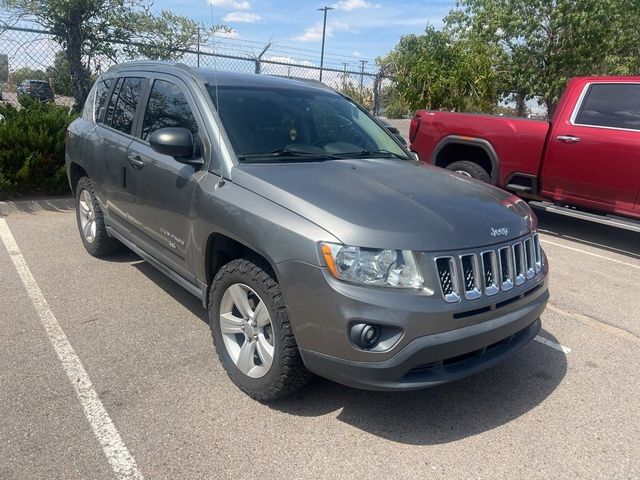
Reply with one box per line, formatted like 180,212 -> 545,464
209,258 -> 312,401
75,176 -> 122,257
447,161 -> 491,183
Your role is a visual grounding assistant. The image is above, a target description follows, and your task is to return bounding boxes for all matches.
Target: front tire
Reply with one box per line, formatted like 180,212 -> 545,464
75,177 -> 121,257
209,258 -> 312,401
447,160 -> 491,183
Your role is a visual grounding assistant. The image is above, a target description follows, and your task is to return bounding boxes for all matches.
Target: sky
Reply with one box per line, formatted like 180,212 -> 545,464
152,0 -> 456,71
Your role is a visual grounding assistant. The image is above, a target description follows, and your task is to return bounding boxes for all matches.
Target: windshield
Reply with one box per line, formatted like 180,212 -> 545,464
207,84 -> 408,162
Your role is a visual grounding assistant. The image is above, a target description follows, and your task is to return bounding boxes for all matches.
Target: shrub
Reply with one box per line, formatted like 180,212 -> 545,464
0,98 -> 77,199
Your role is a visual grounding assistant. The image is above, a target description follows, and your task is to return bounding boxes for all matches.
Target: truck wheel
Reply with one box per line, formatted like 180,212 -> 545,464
75,177 -> 122,257
209,258 -> 312,401
447,161 -> 491,183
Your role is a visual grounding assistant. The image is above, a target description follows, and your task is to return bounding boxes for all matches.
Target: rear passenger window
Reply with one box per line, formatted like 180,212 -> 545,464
575,83 -> 640,131
141,80 -> 198,141
105,77 -> 144,135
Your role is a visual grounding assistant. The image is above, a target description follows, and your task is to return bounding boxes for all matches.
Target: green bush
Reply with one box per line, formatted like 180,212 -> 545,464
0,98 -> 77,199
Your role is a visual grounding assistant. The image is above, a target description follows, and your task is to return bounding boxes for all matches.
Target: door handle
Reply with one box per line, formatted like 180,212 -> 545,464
556,135 -> 580,144
127,154 -> 145,169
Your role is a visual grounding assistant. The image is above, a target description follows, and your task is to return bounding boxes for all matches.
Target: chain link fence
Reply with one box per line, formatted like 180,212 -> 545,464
0,25 -> 390,115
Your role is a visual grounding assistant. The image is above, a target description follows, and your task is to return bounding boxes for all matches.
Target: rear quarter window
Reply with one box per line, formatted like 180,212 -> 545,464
82,77 -> 113,123
574,83 -> 640,131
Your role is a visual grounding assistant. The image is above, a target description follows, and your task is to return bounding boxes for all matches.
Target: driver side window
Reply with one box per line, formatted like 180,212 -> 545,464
141,80 -> 199,141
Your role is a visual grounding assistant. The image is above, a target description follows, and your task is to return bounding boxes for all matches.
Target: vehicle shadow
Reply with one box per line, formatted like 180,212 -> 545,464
267,332 -> 567,445
130,259 -> 209,324
535,210 -> 640,260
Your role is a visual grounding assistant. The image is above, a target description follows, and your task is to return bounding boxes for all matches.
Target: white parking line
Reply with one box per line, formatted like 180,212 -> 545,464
0,218 -> 144,480
534,335 -> 572,354
540,238 -> 640,271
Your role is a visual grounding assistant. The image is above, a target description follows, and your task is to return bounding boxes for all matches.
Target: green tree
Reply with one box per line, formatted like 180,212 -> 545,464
0,0 -> 225,107
46,51 -> 73,96
338,73 -> 374,110
446,0 -> 640,116
9,67 -> 46,86
377,26 -> 501,114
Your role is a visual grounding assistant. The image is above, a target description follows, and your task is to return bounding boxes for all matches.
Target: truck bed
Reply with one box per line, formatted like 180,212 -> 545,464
410,111 -> 550,186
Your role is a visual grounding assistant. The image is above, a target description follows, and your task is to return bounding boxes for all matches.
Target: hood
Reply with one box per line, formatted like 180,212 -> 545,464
232,158 -> 533,252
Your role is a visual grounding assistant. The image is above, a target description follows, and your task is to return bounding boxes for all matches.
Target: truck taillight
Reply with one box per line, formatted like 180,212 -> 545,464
409,114 -> 421,143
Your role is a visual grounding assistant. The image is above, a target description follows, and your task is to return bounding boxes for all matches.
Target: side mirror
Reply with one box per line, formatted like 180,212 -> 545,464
149,127 -> 195,160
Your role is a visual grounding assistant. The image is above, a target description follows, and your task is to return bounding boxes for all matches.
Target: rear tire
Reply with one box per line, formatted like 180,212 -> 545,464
209,258 -> 312,401
447,160 -> 491,183
75,177 -> 122,257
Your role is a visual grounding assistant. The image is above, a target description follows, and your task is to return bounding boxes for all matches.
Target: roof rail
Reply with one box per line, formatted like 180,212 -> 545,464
104,61 -> 206,84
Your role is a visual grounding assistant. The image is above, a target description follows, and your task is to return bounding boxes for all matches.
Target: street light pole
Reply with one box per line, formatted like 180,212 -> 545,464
318,6 -> 334,82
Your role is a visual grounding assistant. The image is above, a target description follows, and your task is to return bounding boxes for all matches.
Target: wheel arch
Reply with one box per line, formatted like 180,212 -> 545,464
68,162 -> 88,197
204,232 -> 280,304
431,135 -> 500,184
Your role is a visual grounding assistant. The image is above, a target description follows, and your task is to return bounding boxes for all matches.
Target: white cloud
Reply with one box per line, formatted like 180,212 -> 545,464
352,50 -> 362,57
222,11 -> 262,22
331,0 -> 378,11
213,29 -> 240,39
292,20 -> 350,42
208,0 -> 251,10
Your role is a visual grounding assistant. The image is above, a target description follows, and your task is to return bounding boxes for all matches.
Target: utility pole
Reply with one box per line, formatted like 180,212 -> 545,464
342,62 -> 348,90
197,27 -> 201,68
317,6 -> 334,82
359,60 -> 367,94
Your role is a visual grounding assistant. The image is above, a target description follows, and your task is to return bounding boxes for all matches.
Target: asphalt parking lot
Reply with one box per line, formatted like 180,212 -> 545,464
1,199 -> 639,479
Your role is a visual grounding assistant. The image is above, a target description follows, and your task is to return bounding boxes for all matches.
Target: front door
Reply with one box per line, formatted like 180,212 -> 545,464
125,76 -> 206,277
542,82 -> 640,216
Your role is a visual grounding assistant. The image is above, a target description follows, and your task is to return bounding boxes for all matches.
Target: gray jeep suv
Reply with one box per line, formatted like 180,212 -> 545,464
65,62 -> 549,401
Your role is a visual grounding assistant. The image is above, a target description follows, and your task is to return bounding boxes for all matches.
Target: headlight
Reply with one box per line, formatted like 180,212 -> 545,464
320,242 -> 423,289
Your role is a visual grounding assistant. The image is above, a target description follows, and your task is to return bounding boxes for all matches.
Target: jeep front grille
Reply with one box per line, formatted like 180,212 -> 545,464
434,233 -> 541,303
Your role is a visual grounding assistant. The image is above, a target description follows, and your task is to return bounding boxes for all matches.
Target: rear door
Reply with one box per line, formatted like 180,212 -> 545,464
542,82 -> 640,215
90,76 -> 147,231
124,75 -> 206,278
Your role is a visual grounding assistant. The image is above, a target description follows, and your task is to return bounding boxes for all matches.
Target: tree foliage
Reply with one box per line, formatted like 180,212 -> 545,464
0,0 -> 226,107
46,51 -> 73,96
0,98 -> 77,197
446,0 -> 640,115
8,67 -> 46,86
377,26 -> 501,114
337,74 -> 374,110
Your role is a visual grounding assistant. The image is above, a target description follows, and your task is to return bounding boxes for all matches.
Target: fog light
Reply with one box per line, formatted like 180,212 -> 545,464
350,323 -> 381,349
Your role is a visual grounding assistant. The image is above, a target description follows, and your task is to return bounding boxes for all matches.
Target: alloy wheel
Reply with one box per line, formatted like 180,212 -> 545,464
78,189 -> 97,243
219,283 -> 275,378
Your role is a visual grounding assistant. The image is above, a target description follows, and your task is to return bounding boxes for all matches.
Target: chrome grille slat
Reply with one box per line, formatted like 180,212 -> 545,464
435,257 -> 460,303
498,246 -> 514,291
533,233 -> 542,273
434,233 -> 542,302
512,242 -> 526,285
459,254 -> 481,300
481,251 -> 499,296
524,238 -> 535,279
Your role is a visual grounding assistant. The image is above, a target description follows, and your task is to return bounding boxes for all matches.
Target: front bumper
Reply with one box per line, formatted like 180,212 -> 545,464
278,256 -> 549,391
301,312 -> 542,391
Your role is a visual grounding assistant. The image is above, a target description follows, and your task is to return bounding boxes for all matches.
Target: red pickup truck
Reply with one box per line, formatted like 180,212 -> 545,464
409,76 -> 640,232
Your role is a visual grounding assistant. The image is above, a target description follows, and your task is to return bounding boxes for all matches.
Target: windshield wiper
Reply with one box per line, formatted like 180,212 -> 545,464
331,149 -> 410,160
238,148 -> 337,161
